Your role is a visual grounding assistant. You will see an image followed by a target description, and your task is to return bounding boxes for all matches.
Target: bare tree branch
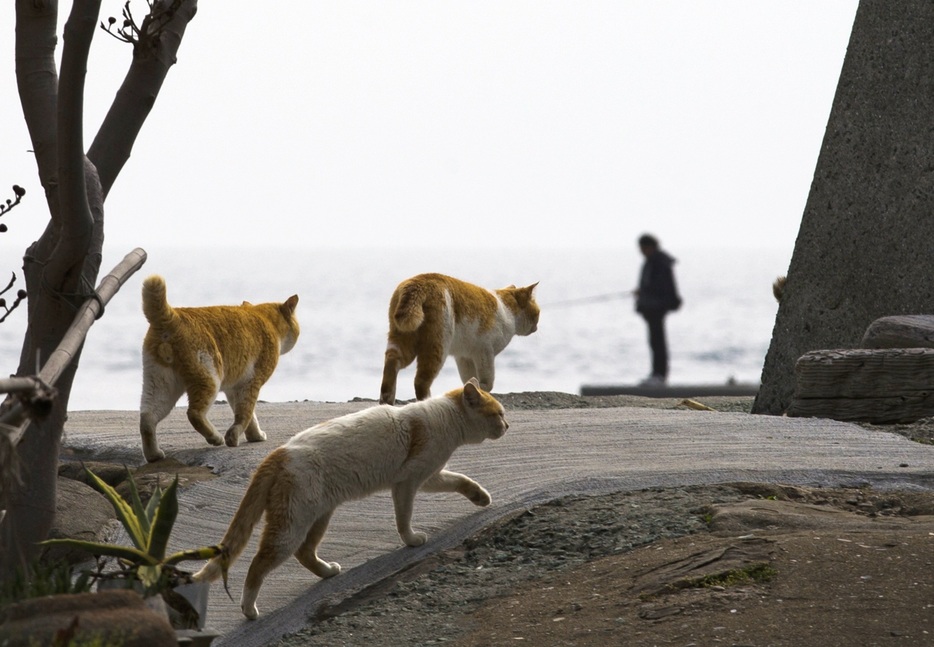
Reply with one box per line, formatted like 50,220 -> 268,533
14,1 -> 61,219
89,0 -> 198,197
0,185 -> 26,224
46,0 -> 101,293
0,274 -> 28,324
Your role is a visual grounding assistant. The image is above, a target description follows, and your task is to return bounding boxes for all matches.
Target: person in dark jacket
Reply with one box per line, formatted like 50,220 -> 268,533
634,234 -> 681,386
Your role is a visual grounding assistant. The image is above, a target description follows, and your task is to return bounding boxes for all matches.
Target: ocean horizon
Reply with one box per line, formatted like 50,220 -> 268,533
0,243 -> 787,411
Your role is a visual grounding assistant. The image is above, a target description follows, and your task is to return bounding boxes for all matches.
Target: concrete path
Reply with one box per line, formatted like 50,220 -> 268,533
64,401 -> 934,647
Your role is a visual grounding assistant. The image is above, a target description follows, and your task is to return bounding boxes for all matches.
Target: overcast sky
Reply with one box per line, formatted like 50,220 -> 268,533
1,1 -> 858,255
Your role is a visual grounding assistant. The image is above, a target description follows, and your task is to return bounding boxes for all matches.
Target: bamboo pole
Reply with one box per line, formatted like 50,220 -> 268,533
0,247 -> 147,444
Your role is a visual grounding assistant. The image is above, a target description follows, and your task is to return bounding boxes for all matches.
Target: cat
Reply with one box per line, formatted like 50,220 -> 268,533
772,275 -> 786,302
193,378 -> 507,620
138,275 -> 300,463
379,273 -> 539,405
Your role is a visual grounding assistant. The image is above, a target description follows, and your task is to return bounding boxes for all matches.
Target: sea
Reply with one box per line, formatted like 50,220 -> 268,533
0,244 -> 788,411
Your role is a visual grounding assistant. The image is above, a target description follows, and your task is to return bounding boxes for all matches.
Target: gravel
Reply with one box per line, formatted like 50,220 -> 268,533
268,392 -> 934,647
271,484 -> 749,647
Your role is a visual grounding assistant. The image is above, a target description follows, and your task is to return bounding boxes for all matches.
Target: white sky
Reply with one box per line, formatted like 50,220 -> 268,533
1,1 -> 858,254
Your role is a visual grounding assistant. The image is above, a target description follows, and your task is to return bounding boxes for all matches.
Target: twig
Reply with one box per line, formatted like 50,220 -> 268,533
0,273 -> 27,324
0,185 -> 25,222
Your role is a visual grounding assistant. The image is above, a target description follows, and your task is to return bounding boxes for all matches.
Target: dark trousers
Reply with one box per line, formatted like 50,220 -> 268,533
641,309 -> 668,378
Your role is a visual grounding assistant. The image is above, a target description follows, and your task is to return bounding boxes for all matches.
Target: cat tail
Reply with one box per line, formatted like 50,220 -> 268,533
141,275 -> 179,328
194,448 -> 285,583
391,281 -> 427,332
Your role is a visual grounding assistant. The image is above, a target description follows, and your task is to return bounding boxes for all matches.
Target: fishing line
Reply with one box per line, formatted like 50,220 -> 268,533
544,291 -> 632,308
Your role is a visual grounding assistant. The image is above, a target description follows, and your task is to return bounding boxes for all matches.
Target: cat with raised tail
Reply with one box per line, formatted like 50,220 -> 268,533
194,378 -> 507,619
138,275 -> 300,462
379,273 -> 539,405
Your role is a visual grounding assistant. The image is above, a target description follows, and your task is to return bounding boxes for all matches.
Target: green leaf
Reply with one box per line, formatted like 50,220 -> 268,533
39,538 -> 159,566
84,468 -> 147,551
126,466 -> 152,538
137,564 -> 163,590
163,544 -> 223,566
146,475 -> 179,560
144,481 -> 163,527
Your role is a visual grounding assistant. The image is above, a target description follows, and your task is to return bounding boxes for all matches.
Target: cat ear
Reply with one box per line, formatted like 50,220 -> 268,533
463,378 -> 481,406
511,282 -> 538,303
282,295 -> 299,315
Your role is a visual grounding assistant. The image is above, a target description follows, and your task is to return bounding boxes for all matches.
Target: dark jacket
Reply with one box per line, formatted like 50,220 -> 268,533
636,250 -> 681,314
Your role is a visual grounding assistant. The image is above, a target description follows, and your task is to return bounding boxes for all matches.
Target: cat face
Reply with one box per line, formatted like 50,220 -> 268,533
512,283 -> 540,336
278,295 -> 301,354
457,378 -> 509,442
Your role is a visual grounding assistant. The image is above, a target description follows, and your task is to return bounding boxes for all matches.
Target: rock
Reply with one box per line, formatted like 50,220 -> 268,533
123,457 -> 215,501
754,2 -> 934,415
58,460 -> 131,486
47,459 -> 216,566
0,589 -> 177,647
43,476 -> 119,564
860,314 -> 934,349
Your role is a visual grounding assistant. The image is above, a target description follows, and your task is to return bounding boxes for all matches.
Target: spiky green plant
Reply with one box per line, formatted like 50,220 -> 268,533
0,559 -> 93,608
40,468 -> 228,595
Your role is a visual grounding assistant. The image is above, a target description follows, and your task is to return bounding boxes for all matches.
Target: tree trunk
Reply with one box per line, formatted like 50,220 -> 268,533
1,0 -> 197,577
3,0 -> 104,578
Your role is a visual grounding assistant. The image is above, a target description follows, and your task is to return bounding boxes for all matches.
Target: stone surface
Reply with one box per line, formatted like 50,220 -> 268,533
42,476 -> 118,564
0,590 -> 177,647
754,1 -> 934,415
861,314 -> 934,349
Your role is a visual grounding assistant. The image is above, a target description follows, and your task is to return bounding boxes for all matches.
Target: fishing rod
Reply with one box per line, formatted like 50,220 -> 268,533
545,291 -> 633,308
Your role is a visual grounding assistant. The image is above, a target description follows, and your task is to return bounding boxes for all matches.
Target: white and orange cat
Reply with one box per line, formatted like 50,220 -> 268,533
379,273 -> 539,404
138,275 -> 300,462
194,378 -> 507,619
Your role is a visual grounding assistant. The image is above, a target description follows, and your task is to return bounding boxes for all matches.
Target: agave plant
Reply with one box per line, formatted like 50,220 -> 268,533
41,468 -> 228,596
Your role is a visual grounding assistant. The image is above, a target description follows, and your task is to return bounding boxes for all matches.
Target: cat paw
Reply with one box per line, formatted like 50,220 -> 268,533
403,531 -> 427,547
224,429 -> 240,447
242,603 -> 259,620
464,485 -> 491,507
143,448 -> 166,463
245,429 -> 267,443
320,561 -> 341,578
207,434 -> 225,447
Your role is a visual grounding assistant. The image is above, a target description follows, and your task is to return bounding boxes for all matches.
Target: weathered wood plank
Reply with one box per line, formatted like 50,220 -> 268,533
788,347 -> 934,423
861,314 -> 934,349
580,383 -> 759,398
786,393 -> 934,424
792,348 -> 934,399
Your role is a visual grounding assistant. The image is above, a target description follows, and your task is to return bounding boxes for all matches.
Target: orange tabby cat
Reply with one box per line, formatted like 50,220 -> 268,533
138,275 -> 300,462
379,273 -> 539,404
194,378 -> 507,619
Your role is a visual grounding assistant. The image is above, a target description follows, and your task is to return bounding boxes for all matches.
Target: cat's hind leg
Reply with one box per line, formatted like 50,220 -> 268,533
241,513 -> 307,619
139,357 -> 186,462
412,342 -> 446,401
184,373 -> 225,448
224,384 -> 266,447
421,469 -> 492,507
380,339 -> 415,405
294,510 -> 341,579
